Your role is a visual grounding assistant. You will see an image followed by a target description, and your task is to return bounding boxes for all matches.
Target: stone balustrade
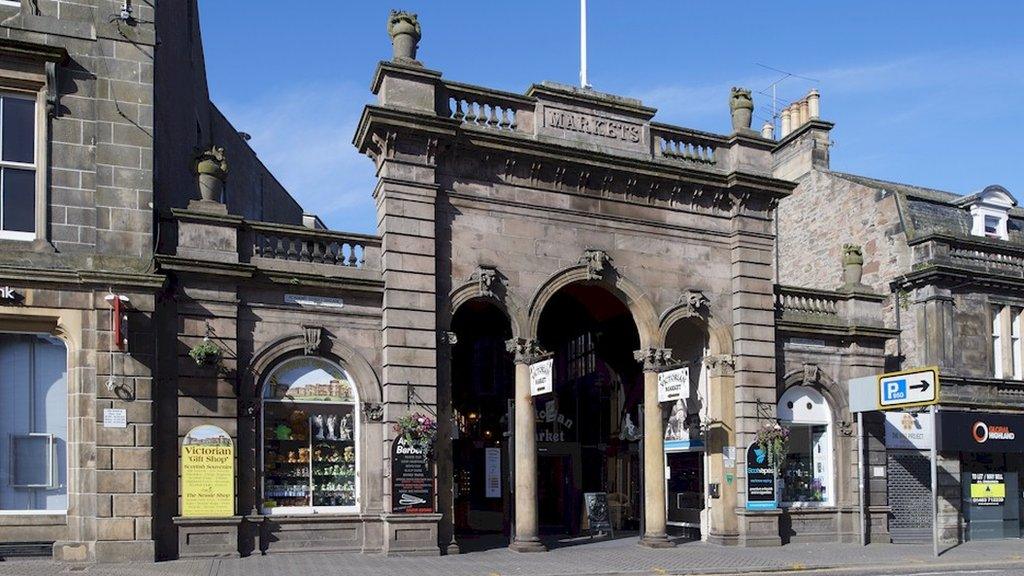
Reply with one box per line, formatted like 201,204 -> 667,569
651,125 -> 723,166
912,235 -> 1024,278
444,81 -> 534,133
775,286 -> 839,317
249,222 -> 380,271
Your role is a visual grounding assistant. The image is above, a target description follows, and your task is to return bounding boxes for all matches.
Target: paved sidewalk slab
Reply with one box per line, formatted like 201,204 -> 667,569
3,537 -> 1024,576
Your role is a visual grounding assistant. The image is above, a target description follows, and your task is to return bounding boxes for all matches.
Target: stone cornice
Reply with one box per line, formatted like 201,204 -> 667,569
0,37 -> 68,64
772,119 -> 835,151
893,264 -> 1024,291
155,255 -> 255,278
369,61 -> 443,95
353,105 -> 460,155
776,319 -> 899,341
167,207 -> 245,228
908,231 -> 1024,255
0,265 -> 163,291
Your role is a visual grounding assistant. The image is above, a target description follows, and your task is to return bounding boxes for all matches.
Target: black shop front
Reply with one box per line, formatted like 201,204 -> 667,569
937,411 -> 1024,540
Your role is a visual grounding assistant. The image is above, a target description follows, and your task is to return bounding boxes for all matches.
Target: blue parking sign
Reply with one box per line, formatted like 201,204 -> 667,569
883,378 -> 907,402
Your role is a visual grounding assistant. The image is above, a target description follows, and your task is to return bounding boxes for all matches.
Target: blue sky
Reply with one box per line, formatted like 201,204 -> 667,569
198,1 -> 1024,234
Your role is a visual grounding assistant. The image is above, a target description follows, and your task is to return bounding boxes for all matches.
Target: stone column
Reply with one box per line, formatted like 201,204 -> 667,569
635,347 -> 676,548
507,338 -> 546,552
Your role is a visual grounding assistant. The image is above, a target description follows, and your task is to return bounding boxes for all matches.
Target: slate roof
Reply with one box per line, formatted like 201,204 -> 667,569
831,172 -> 1024,243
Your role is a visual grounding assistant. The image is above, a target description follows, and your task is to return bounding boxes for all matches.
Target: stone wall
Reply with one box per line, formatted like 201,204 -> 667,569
774,139 -> 914,368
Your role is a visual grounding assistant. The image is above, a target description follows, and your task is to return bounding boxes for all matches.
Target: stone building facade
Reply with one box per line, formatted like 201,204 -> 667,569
774,98 -> 1024,544
0,2 -> 911,563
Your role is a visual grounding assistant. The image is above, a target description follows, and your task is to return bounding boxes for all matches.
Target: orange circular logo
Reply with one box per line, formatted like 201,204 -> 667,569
972,421 -> 989,443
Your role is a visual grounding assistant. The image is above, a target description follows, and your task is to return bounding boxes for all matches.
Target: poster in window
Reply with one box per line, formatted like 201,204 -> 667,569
970,472 -> 1006,506
484,447 -> 501,498
745,442 -> 777,510
181,425 -> 234,517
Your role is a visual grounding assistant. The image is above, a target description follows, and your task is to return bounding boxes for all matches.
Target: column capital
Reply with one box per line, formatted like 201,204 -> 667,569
634,347 -> 675,372
703,354 -> 735,377
506,338 -> 548,365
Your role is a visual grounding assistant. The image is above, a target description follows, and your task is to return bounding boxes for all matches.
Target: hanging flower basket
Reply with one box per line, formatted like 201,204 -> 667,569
755,421 -> 790,472
394,412 -> 437,458
188,338 -> 222,367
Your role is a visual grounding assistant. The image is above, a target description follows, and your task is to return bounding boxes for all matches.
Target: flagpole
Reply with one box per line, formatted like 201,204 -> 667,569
580,0 -> 590,89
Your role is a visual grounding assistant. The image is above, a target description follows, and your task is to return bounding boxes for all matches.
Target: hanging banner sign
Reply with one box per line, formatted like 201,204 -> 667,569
484,447 -> 501,498
391,437 -> 434,513
181,425 -> 234,517
658,367 -> 689,403
745,442 -> 777,510
530,358 -> 553,396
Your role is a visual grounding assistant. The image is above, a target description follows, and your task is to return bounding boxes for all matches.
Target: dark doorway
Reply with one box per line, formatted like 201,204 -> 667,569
451,300 -> 514,549
536,283 -> 643,536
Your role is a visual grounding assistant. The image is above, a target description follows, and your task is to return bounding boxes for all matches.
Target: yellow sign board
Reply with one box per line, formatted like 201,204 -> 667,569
181,425 -> 234,517
971,482 -> 1006,499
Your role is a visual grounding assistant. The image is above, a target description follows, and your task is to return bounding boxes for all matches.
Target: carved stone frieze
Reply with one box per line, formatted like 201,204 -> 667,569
802,363 -> 821,386
470,265 -> 499,298
578,249 -> 611,281
703,354 -> 735,377
363,402 -> 384,422
634,347 -> 676,372
506,337 -> 547,364
303,325 -> 323,355
676,289 -> 710,319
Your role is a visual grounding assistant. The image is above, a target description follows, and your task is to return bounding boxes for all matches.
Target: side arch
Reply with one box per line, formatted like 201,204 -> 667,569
449,277 -> 526,339
780,366 -> 850,419
658,304 -> 732,357
249,331 -> 382,404
526,262 -> 659,349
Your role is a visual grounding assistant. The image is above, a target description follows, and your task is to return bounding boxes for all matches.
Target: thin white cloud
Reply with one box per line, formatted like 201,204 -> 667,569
217,82 -> 378,233
630,49 -> 1024,130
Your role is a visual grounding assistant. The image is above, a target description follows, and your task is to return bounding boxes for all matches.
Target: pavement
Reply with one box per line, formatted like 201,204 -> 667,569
4,535 -> 1024,576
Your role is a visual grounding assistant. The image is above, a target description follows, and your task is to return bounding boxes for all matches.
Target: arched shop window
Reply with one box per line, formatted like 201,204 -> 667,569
0,334 -> 67,512
777,385 -> 833,506
261,357 -> 359,514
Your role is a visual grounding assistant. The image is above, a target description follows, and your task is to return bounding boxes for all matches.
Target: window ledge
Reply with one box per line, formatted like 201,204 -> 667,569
0,238 -> 54,254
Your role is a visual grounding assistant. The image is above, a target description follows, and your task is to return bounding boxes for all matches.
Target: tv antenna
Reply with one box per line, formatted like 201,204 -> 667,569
755,63 -> 819,134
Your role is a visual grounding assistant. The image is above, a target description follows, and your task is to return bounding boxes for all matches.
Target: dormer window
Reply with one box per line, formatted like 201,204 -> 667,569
985,215 -> 1002,238
961,185 -> 1016,241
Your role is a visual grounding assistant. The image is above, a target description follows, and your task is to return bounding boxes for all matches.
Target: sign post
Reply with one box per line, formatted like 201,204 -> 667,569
875,366 -> 940,557
931,404 -> 938,557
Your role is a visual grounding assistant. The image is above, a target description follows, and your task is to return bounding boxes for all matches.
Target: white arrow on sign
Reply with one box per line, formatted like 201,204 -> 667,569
877,366 -> 939,410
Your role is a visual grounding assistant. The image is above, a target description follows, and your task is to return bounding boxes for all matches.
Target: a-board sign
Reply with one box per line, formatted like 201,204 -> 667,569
391,437 -> 434,513
745,442 -> 777,510
583,492 -> 611,532
181,425 -> 234,517
877,366 -> 939,410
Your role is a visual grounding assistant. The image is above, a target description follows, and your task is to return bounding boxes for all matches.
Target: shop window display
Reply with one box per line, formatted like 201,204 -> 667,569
776,385 -> 833,507
262,357 -> 359,513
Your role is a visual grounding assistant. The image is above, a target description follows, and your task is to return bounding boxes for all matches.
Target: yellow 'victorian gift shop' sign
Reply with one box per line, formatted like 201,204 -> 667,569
181,425 -> 235,517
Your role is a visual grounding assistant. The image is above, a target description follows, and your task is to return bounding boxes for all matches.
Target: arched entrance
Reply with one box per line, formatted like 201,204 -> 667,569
535,282 -> 643,537
663,318 -> 711,540
450,299 -> 515,550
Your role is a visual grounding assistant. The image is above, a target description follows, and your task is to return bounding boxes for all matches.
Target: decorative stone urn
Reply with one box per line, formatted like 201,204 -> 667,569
387,10 -> 421,63
729,87 -> 754,133
193,146 -> 228,203
842,244 -> 864,287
